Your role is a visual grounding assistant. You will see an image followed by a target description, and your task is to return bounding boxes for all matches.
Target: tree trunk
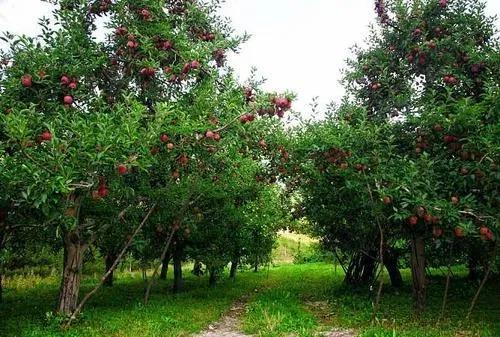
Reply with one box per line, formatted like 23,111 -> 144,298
344,251 -> 377,286
173,251 -> 183,293
383,248 -> 403,288
209,267 -> 217,287
159,254 -> 170,281
103,254 -> 116,287
57,234 -> 87,315
467,250 -> 481,281
360,253 -> 376,284
410,234 -> 426,312
0,232 -> 4,303
0,273 -> 3,303
192,260 -> 203,277
229,259 -> 238,280
253,264 -> 258,272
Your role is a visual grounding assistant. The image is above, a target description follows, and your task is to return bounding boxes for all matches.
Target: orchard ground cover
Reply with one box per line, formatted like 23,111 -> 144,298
1,260 -> 498,337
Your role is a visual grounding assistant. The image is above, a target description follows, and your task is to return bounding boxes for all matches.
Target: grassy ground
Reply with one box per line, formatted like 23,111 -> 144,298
1,262 -> 499,336
272,230 -> 318,264
241,264 -> 500,337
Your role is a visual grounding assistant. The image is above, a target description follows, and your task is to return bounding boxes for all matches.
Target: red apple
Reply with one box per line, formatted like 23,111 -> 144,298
423,214 -> 433,224
190,60 -> 201,69
454,227 -> 465,238
127,40 -> 138,49
479,227 -> 490,236
451,196 -> 459,205
382,196 -> 392,205
171,170 -> 180,179
167,143 -> 174,150
178,154 -> 189,166
162,40 -> 173,50
408,216 -> 419,227
60,75 -> 70,85
274,97 -> 291,110
139,8 -> 152,20
97,186 -> 109,198
182,63 -> 191,74
21,74 -> 33,87
68,82 -> 77,90
63,95 -> 74,105
115,26 -> 128,36
205,130 -> 215,139
41,131 -> 52,142
118,164 -> 128,175
160,134 -> 169,143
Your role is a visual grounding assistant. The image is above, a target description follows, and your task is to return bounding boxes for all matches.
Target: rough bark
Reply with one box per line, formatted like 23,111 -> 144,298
0,232 -> 4,303
172,249 -> 183,293
63,204 -> 156,329
209,267 -> 217,287
159,254 -> 170,281
229,258 -> 238,280
144,229 -> 176,304
57,233 -> 87,315
410,234 -> 426,312
0,273 -> 3,303
192,260 -> 204,277
344,251 -> 377,286
467,253 -> 481,281
383,247 -> 403,288
103,254 -> 116,287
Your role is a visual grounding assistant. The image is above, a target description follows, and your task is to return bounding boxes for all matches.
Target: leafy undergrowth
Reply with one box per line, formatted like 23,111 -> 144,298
1,263 -> 499,337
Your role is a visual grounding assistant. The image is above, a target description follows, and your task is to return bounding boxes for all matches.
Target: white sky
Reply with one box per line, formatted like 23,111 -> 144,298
1,0 -> 499,113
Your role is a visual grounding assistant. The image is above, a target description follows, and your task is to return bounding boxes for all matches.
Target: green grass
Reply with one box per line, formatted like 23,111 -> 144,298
241,264 -> 500,337
1,263 -> 499,337
1,268 -> 265,337
272,231 -> 323,265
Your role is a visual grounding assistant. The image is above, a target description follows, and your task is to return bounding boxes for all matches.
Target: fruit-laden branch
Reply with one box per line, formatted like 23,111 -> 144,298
432,207 -> 494,221
62,203 -> 157,329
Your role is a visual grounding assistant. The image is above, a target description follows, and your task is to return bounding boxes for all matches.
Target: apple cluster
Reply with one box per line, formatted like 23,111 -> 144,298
374,0 -> 389,25
89,0 -> 113,15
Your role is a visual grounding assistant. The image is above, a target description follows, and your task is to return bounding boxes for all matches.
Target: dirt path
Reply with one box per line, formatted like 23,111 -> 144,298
304,301 -> 357,337
193,298 -> 356,337
192,297 -> 251,337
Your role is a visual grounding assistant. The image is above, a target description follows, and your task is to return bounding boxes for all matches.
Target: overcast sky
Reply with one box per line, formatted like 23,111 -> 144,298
1,0 -> 499,113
